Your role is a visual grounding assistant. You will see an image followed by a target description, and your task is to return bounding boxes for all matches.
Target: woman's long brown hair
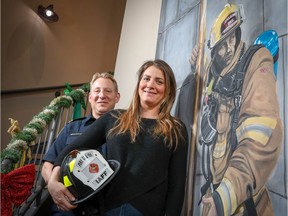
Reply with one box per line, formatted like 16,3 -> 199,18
109,59 -> 185,149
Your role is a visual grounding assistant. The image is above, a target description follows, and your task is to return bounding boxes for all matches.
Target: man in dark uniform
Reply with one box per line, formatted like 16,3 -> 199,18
41,72 -> 120,216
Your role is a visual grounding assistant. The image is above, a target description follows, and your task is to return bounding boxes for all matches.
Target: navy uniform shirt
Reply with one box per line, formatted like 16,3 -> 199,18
43,115 -> 106,163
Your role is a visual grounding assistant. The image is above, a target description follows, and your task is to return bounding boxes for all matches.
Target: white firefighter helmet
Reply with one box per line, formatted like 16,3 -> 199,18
60,149 -> 120,204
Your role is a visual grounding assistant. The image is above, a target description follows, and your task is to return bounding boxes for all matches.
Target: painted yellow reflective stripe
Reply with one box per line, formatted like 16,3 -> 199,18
216,183 -> 230,216
216,178 -> 237,216
207,77 -> 215,95
241,116 -> 277,126
236,117 -> 277,145
239,130 -> 270,145
63,175 -> 72,187
69,159 -> 76,172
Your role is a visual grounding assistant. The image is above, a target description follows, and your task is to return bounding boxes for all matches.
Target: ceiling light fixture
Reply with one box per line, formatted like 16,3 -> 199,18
38,5 -> 59,22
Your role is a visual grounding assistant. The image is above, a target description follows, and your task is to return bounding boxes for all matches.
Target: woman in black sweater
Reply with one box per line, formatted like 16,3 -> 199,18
47,59 -> 188,216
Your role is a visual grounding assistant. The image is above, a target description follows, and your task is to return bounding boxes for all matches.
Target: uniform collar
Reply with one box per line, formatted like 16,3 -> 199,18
82,114 -> 96,125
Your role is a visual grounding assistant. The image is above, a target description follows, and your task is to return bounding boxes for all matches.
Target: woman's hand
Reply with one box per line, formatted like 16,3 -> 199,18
202,195 -> 217,216
47,166 -> 78,211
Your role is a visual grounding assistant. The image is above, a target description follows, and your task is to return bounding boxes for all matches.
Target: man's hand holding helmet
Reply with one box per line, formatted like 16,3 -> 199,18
47,166 -> 78,211
47,149 -> 120,213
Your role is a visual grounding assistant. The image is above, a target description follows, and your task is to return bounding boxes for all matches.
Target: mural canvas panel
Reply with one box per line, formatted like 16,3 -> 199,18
156,0 -> 287,215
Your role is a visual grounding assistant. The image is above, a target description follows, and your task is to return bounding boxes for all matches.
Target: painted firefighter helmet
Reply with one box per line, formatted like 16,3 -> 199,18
60,149 -> 120,204
208,3 -> 245,49
254,30 -> 279,76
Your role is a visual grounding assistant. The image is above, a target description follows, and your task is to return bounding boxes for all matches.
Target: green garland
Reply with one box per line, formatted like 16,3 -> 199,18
0,83 -> 90,174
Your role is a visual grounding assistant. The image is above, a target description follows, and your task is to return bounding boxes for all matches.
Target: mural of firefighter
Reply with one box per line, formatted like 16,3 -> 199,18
156,0 -> 287,215
193,3 -> 283,216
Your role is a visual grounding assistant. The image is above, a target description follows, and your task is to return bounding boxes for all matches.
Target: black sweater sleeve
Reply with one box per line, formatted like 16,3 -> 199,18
165,122 -> 189,215
54,111 -> 113,166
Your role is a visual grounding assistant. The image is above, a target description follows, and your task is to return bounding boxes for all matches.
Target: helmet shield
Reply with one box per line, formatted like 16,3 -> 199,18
60,149 -> 120,204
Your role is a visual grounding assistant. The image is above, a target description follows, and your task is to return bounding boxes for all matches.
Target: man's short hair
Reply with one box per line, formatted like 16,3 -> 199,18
90,72 -> 118,92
